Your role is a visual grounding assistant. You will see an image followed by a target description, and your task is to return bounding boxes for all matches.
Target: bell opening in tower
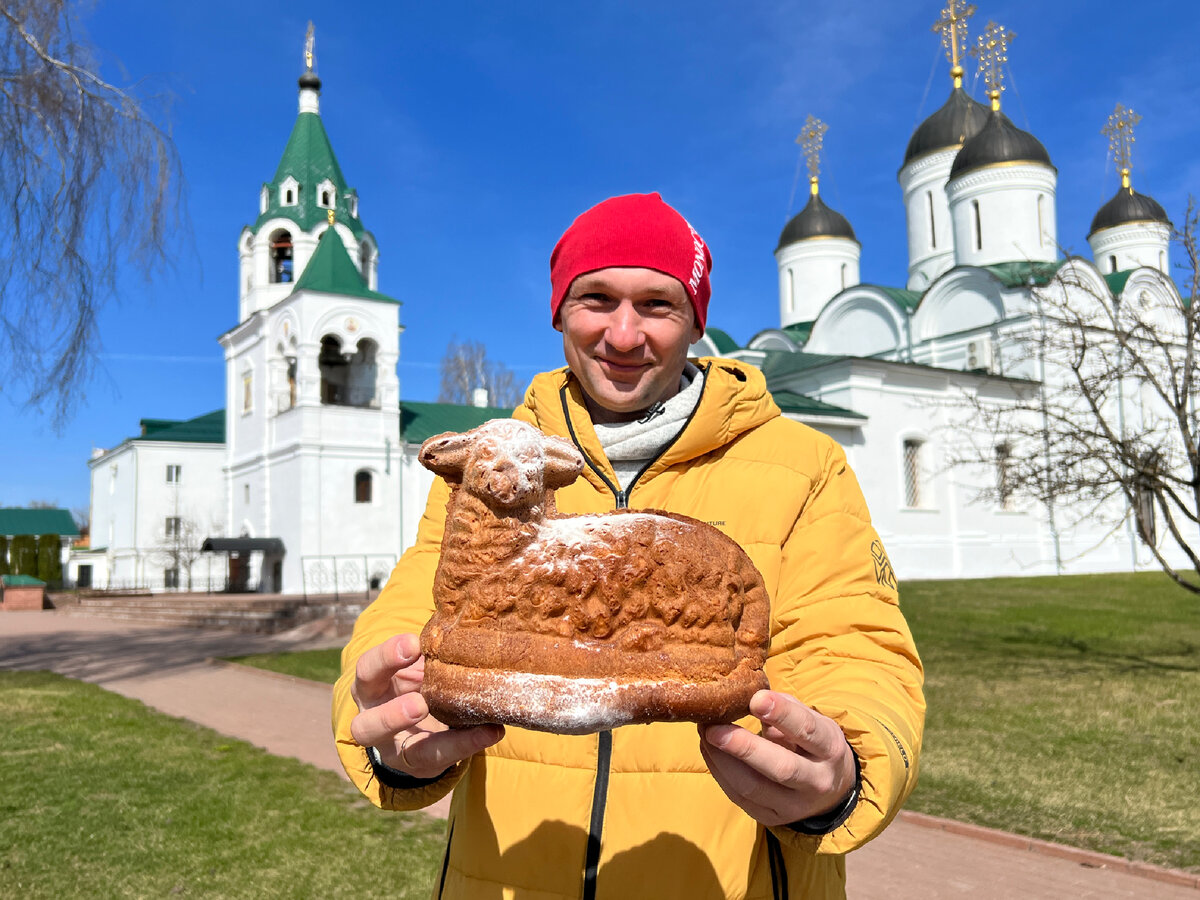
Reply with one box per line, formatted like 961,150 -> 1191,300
270,229 -> 294,283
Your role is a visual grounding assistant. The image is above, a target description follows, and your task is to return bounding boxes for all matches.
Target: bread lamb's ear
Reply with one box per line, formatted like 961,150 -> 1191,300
419,431 -> 470,480
542,435 -> 585,489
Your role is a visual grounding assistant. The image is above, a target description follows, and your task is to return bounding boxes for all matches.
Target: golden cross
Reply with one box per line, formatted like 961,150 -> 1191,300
971,20 -> 1015,110
304,21 -> 315,71
932,0 -> 976,87
327,208 -> 336,225
1102,103 -> 1141,191
795,115 -> 829,194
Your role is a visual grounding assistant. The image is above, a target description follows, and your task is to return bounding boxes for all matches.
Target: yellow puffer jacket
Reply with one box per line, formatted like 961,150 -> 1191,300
333,359 -> 924,900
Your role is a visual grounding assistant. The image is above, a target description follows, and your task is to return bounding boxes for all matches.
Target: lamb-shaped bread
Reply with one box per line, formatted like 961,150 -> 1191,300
417,418 -> 770,735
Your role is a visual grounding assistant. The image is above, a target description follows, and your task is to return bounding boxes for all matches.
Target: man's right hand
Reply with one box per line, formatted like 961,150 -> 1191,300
349,633 -> 504,779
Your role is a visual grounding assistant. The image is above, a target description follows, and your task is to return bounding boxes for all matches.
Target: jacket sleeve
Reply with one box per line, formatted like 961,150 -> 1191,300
331,476 -> 468,811
764,437 -> 925,855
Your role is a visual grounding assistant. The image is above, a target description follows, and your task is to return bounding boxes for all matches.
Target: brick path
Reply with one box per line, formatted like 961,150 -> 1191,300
2,610 -> 1194,898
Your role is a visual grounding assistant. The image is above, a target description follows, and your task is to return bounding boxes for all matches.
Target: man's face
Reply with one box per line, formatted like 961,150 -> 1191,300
556,267 -> 702,424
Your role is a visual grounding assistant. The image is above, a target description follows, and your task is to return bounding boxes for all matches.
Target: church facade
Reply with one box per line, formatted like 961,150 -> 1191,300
70,10 -> 1187,592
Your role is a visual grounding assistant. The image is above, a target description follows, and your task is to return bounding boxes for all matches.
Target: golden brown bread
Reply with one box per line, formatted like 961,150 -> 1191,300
417,419 -> 770,734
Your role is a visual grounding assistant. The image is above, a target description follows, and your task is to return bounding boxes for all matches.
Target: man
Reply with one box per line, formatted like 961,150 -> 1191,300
333,193 -> 924,899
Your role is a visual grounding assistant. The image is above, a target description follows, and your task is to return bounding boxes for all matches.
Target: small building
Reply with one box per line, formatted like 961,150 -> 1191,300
1,574 -> 47,611
0,508 -> 80,586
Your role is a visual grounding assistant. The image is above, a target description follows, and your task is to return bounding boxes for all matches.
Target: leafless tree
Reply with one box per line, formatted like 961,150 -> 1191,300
944,202 -> 1200,593
438,339 -> 522,408
153,513 -> 204,591
0,1 -> 184,423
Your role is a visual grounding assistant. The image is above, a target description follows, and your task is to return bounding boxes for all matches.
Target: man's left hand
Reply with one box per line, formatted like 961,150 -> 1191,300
699,690 -> 856,827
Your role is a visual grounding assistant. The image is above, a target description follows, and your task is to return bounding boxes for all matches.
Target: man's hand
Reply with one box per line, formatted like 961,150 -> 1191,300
349,633 -> 504,779
699,690 -> 856,827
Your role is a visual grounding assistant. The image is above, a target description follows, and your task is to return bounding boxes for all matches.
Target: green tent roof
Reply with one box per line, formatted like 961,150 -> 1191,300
291,229 -> 398,304
703,327 -> 741,354
0,508 -> 79,537
769,390 -> 865,420
136,410 -> 225,444
251,111 -> 365,237
400,401 -> 516,445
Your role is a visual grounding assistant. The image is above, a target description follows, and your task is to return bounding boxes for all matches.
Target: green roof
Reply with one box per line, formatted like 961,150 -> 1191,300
703,327 -> 741,354
251,111 -> 365,237
780,321 -> 814,345
983,260 -> 1065,288
1104,269 -> 1134,296
137,410 -> 225,444
0,508 -> 79,537
760,349 -> 850,380
770,390 -> 865,420
872,286 -> 922,312
2,574 -> 46,587
400,401 -> 515,445
291,229 -> 398,304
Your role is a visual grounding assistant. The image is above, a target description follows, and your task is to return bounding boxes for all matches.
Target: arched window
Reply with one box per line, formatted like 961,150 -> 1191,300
355,470 -> 373,504
840,263 -> 847,290
1159,251 -> 1166,272
786,269 -> 794,313
972,200 -> 982,251
927,191 -> 936,248
1109,255 -> 1118,274
319,335 -> 347,404
1036,194 -> 1046,246
269,229 -> 293,283
321,190 -> 331,206
902,439 -> 924,508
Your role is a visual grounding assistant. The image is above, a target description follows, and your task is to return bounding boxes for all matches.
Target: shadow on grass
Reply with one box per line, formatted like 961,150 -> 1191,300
0,622 -> 342,684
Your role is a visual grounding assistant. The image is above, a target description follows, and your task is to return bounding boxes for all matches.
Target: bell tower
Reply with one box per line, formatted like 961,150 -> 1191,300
218,24 -> 401,594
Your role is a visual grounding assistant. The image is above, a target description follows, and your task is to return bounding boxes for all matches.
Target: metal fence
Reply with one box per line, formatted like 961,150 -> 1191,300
300,555 -> 397,601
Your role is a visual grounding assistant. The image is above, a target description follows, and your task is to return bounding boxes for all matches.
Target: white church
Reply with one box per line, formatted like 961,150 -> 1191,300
70,10 -> 1185,594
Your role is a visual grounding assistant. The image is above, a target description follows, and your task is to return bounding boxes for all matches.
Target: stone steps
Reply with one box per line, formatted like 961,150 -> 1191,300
66,594 -> 367,634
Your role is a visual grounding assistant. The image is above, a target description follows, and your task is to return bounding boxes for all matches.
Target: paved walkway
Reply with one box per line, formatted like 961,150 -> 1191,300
2,610 -> 1194,898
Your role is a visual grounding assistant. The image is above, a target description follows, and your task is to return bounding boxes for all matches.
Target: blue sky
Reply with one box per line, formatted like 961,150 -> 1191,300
2,0 -> 1197,514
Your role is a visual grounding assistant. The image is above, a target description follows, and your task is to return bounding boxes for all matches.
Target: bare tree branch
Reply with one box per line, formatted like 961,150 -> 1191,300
0,1 -> 185,424
438,339 -> 523,409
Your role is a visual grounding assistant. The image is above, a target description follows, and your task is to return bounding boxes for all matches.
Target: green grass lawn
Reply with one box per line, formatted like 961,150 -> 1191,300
900,571 -> 1199,872
225,647 -> 344,684
0,671 -> 447,899
228,571 -> 1200,873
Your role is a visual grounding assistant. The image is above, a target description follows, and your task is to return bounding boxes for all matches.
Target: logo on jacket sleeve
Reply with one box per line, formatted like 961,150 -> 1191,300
871,540 -> 897,590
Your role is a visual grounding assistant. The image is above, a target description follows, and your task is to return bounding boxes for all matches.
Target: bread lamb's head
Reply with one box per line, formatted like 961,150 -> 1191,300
420,419 -> 585,509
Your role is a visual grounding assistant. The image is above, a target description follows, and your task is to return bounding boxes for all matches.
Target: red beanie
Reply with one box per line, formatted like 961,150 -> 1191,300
550,193 -> 712,330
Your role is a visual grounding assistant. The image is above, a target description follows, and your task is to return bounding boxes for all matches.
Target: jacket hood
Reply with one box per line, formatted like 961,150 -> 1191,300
516,357 -> 781,494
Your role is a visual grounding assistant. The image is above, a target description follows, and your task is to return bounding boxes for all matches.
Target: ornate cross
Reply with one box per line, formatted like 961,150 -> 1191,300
971,20 -> 1016,110
1102,103 -> 1141,191
795,115 -> 829,195
304,21 -> 316,72
932,0 -> 976,87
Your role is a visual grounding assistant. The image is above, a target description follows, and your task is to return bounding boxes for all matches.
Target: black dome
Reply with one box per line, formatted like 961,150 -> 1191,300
1089,185 -> 1170,237
777,193 -> 857,249
902,87 -> 990,168
949,109 -> 1052,179
299,71 -> 322,91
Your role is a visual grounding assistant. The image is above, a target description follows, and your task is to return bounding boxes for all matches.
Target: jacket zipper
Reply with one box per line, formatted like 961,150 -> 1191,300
557,367 -> 712,899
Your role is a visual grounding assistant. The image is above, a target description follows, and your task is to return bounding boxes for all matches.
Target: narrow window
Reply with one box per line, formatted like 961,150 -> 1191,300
1159,251 -> 1166,272
285,189 -> 294,204
903,439 -> 923,508
166,464 -> 181,484
165,516 -> 181,538
1037,194 -> 1045,246
787,269 -> 794,313
164,568 -> 179,589
321,190 -> 331,206
243,484 -> 250,505
355,470 -> 373,504
927,191 -> 936,248
268,229 -> 293,283
840,263 -> 847,290
972,200 -> 982,251
243,372 -> 253,414
995,442 -> 1013,511
1109,255 -> 1118,274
